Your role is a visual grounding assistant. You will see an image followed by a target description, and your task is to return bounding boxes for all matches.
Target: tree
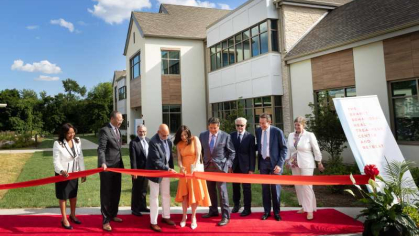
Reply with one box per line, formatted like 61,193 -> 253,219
62,78 -> 86,101
83,82 -> 113,134
305,93 -> 347,163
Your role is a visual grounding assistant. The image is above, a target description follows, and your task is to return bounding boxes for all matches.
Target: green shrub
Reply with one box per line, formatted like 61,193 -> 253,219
322,158 -> 360,193
404,205 -> 419,228
410,167 -> 419,187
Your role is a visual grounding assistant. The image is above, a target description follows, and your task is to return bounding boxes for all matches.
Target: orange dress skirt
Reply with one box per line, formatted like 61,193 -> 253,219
175,137 -> 211,207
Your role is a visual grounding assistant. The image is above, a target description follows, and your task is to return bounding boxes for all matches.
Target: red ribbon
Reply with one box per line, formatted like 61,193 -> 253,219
0,168 -> 369,190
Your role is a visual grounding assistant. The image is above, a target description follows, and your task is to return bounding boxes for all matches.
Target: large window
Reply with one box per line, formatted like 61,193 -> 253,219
209,19 -> 278,71
162,50 -> 180,75
390,79 -> 419,142
163,105 -> 181,133
118,86 -> 126,100
130,52 -> 140,80
211,96 -> 283,134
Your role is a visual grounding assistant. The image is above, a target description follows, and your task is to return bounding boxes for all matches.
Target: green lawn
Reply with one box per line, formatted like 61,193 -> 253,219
0,149 -> 298,208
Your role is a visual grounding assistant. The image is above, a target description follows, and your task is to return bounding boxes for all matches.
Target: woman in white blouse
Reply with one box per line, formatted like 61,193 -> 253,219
53,123 -> 86,230
286,117 -> 325,220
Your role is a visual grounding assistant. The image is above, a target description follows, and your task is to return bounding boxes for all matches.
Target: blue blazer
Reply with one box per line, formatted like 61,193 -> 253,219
256,126 -> 288,170
146,133 -> 174,183
230,131 -> 256,173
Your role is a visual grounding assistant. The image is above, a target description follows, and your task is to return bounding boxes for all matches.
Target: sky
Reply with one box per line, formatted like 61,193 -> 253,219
0,0 -> 247,97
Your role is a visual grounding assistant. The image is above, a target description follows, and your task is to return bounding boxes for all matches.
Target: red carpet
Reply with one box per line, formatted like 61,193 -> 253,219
0,209 -> 363,235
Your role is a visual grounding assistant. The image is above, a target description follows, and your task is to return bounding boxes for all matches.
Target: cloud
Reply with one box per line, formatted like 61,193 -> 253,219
11,60 -> 62,74
26,25 -> 39,30
35,75 -> 60,81
157,0 -> 231,9
78,21 -> 88,26
50,18 -> 75,32
88,0 -> 152,25
218,3 -> 230,10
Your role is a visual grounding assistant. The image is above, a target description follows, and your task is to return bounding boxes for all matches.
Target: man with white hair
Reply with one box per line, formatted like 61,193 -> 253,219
129,124 -> 150,216
230,117 -> 256,217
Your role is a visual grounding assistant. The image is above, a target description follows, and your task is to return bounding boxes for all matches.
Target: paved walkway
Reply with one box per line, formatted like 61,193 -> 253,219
0,138 -> 100,154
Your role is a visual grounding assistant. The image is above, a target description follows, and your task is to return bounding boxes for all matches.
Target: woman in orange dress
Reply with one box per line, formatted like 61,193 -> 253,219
174,125 -> 211,230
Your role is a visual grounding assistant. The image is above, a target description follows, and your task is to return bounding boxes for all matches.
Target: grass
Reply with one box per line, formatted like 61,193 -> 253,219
0,153 -> 33,200
0,148 -> 298,208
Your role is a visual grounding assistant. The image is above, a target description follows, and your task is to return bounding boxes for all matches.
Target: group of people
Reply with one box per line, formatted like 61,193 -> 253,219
52,111 -> 325,232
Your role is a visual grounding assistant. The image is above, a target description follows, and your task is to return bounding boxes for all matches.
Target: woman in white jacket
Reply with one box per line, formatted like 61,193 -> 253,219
53,123 -> 86,230
286,117 -> 324,220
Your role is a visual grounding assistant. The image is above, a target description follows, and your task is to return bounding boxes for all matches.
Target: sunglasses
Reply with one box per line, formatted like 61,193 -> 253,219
236,124 -> 245,127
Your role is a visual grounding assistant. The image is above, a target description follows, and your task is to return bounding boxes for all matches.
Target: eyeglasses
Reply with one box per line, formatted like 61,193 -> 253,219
236,124 -> 245,127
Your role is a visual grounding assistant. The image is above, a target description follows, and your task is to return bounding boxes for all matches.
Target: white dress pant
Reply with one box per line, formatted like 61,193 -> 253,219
291,167 -> 317,213
149,177 -> 171,224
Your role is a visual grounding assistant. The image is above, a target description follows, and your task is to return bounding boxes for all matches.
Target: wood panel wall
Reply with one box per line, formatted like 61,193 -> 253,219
311,49 -> 355,90
162,75 -> 182,105
130,77 -> 141,108
383,31 -> 419,81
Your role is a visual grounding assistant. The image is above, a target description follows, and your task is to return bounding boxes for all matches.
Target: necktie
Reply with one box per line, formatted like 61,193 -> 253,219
164,140 -> 170,163
142,139 -> 148,157
238,133 -> 242,143
115,128 -> 120,144
262,130 -> 268,159
209,134 -> 216,153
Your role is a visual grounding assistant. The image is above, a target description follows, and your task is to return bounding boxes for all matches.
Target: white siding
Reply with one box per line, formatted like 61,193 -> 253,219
289,59 -> 314,119
208,53 -> 283,103
143,38 -> 207,136
207,0 -> 278,47
116,78 -> 127,115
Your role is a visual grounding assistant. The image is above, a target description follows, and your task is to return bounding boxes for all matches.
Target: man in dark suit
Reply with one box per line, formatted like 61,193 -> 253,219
98,111 -> 125,232
230,117 -> 256,217
146,124 -> 177,232
256,113 -> 287,221
199,117 -> 235,226
129,124 -> 150,216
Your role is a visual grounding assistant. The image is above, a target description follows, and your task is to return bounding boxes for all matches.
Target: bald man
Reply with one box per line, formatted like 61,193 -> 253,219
146,124 -> 177,232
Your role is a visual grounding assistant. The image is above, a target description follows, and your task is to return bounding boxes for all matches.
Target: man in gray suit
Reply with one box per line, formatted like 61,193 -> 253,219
199,117 -> 235,226
98,111 -> 125,232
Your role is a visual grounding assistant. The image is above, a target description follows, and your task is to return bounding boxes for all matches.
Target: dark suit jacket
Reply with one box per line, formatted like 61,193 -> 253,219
199,130 -> 235,173
256,126 -> 287,170
129,136 -> 150,170
231,131 -> 256,173
97,123 -> 124,168
145,133 -> 174,183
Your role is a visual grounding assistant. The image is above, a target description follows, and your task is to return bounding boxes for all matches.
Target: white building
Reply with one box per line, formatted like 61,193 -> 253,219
123,4 -> 229,139
112,70 -> 128,138
285,0 -> 419,163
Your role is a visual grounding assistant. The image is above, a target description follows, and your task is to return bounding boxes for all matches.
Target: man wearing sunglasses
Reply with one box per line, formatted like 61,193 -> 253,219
230,117 -> 256,217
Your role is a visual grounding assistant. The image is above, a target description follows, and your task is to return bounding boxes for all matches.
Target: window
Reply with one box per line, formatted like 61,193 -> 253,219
390,79 -> 419,142
162,105 -> 181,133
118,86 -> 126,100
211,96 -> 283,134
130,52 -> 140,80
114,86 -> 118,110
209,20 -> 276,72
133,32 -> 135,44
120,114 -> 127,130
271,20 -> 279,52
315,87 -> 356,108
162,50 -> 180,75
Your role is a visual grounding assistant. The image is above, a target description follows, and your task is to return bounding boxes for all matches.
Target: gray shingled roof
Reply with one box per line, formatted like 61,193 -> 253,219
133,4 -> 230,39
113,70 -> 126,85
285,0 -> 419,61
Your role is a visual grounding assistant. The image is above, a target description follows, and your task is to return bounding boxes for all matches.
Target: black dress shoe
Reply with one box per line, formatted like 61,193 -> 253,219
261,213 -> 270,220
132,211 -> 143,217
61,221 -> 73,230
232,205 -> 241,213
140,208 -> 150,213
217,218 -> 229,226
69,215 -> 81,224
202,213 -> 219,218
274,214 -> 282,221
240,209 -> 251,217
